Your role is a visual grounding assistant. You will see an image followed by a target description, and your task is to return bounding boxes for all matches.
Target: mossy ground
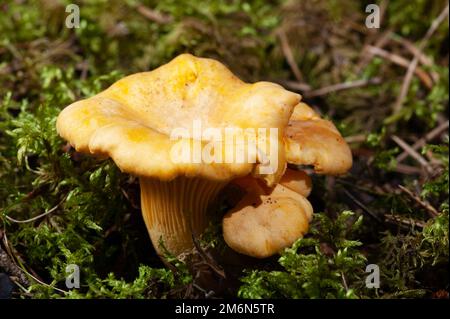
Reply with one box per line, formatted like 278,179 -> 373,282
0,0 -> 448,299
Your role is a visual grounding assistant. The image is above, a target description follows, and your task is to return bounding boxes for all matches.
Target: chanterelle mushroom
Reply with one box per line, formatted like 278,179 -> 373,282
222,103 -> 353,258
56,54 -> 302,257
285,102 -> 353,174
223,170 -> 313,258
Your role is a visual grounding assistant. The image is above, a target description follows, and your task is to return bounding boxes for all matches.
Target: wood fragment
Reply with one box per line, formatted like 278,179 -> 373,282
394,164 -> 424,175
345,134 -> 367,144
398,185 -> 439,217
343,190 -> 382,223
397,120 -> 449,163
0,232 -> 29,287
277,28 -> 304,82
389,34 -> 439,82
365,46 -> 434,88
137,5 -> 173,24
384,214 -> 426,228
4,197 -> 64,224
357,29 -> 392,71
279,80 -> 312,92
392,4 -> 449,114
391,135 -> 431,171
303,77 -> 382,98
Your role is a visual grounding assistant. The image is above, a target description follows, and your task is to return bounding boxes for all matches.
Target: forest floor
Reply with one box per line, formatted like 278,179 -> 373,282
0,0 -> 448,298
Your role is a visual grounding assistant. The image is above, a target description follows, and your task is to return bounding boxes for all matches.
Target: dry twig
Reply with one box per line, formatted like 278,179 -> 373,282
357,29 -> 392,71
398,185 -> 439,217
343,190 -> 382,223
345,134 -> 367,144
303,77 -> 382,98
277,29 -> 304,82
4,197 -> 65,224
279,80 -> 312,92
384,214 -> 426,229
366,45 -> 434,88
397,120 -> 449,163
391,135 -> 431,172
392,4 -> 449,114
394,164 -> 424,175
0,235 -> 29,287
389,34 -> 440,83
136,5 -> 173,24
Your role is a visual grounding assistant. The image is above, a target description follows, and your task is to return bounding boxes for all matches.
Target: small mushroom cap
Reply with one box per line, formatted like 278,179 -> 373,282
285,103 -> 352,175
279,168 -> 312,197
223,183 -> 312,258
232,168 -> 311,197
57,54 -> 301,183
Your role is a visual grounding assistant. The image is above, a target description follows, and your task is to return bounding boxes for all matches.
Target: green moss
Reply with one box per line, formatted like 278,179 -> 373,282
238,211 -> 366,299
0,0 -> 448,299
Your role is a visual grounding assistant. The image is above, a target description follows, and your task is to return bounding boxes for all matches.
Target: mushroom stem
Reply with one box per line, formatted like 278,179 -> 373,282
139,176 -> 227,257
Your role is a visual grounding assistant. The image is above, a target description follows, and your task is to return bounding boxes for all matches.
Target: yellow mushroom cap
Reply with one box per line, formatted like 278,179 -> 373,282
57,53 -> 301,184
223,181 -> 312,258
231,168 -> 312,197
279,168 -> 312,197
285,103 -> 353,175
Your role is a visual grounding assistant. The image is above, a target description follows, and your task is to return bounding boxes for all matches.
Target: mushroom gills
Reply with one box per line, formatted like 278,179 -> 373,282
140,176 -> 226,256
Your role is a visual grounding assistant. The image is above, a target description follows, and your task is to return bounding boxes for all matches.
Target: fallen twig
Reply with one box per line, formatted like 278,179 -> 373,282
341,272 -> 349,292
392,3 -> 449,114
136,4 -> 173,24
389,33 -> 440,83
345,134 -> 367,144
357,29 -> 392,71
398,185 -> 439,217
277,29 -> 304,82
0,236 -> 29,287
189,218 -> 226,279
191,234 -> 226,279
391,135 -> 431,172
384,214 -> 426,229
4,197 -> 65,224
394,164 -> 424,175
343,190 -> 382,223
279,80 -> 312,92
365,45 -> 433,88
303,77 -> 382,98
396,120 -> 449,163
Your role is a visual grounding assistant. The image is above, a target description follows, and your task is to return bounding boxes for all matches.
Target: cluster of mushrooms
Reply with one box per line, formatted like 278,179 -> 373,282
57,54 -> 352,259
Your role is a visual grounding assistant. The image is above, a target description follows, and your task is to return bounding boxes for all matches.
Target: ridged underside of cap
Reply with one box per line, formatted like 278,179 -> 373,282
140,176 -> 227,256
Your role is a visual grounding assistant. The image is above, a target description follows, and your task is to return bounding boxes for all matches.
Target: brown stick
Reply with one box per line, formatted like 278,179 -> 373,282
392,4 -> 449,114
0,232 -> 29,287
389,34 -> 439,82
303,77 -> 382,98
398,185 -> 439,217
365,46 -> 434,88
397,120 -> 449,163
345,134 -> 367,144
137,5 -> 173,24
384,214 -> 426,228
357,29 -> 392,71
394,164 -> 423,175
279,80 -> 312,92
343,190 -> 382,223
391,135 -> 431,171
277,29 -> 304,83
